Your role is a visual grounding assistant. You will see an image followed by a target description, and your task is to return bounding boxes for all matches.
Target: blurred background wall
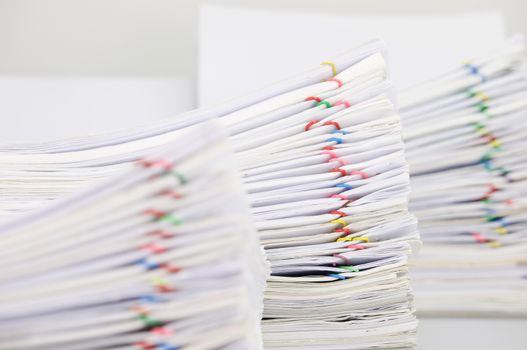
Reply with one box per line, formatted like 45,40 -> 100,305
2,0 -> 526,142
1,0 -> 526,141
0,0 -> 526,78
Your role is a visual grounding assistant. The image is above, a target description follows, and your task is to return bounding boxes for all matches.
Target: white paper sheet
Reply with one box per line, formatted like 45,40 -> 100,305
198,5 -> 506,106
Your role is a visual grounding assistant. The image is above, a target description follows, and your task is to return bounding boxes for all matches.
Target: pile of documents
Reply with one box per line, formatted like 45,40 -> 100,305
400,35 -> 527,316
228,45 -> 419,349
0,123 -> 268,349
0,40 -> 419,348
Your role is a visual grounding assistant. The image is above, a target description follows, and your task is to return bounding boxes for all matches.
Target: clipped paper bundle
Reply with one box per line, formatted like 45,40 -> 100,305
226,49 -> 419,349
0,40 -> 419,348
400,35 -> 527,316
0,123 -> 268,350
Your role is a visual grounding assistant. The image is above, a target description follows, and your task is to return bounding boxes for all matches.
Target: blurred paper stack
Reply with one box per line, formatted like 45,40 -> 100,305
400,35 -> 527,316
0,40 -> 419,348
0,123 -> 268,350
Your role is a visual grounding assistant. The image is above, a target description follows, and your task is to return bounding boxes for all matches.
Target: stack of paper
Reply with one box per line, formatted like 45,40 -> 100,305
0,122 -> 268,350
400,35 -> 527,316
0,40 -> 419,348
226,50 -> 419,350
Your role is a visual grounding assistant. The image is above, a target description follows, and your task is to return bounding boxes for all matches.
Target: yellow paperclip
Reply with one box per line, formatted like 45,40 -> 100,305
336,236 -> 369,243
150,275 -> 170,287
476,127 -> 489,136
489,140 -> 502,148
495,227 -> 508,235
321,61 -> 337,77
330,219 -> 347,226
488,241 -> 502,248
475,91 -> 490,101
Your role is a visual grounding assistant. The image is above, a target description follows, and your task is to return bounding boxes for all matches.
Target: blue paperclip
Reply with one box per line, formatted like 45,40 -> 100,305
335,183 -> 353,190
464,62 -> 487,83
139,258 -> 160,271
140,294 -> 161,304
326,137 -> 343,144
157,342 -> 178,350
480,159 -> 493,171
328,273 -> 346,280
497,217 -> 509,227
331,129 -> 351,135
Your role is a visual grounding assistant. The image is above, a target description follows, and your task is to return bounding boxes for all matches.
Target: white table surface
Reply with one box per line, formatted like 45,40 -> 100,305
418,317 -> 527,349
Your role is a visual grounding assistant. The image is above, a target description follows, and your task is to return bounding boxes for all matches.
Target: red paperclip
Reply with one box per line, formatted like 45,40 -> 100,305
324,121 -> 341,130
305,120 -> 319,131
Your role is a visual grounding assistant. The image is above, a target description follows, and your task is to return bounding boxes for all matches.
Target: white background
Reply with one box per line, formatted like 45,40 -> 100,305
1,0 -> 526,77
0,77 -> 193,143
1,0 -> 526,142
198,6 -> 506,105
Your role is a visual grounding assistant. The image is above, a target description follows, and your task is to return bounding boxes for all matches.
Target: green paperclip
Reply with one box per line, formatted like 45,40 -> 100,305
482,109 -> 493,119
473,122 -> 485,130
316,100 -> 332,108
495,167 -> 510,176
137,314 -> 163,328
160,214 -> 183,225
466,88 -> 477,98
481,148 -> 500,161
477,102 -> 489,113
485,214 -> 499,222
171,171 -> 187,184
340,265 -> 360,273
